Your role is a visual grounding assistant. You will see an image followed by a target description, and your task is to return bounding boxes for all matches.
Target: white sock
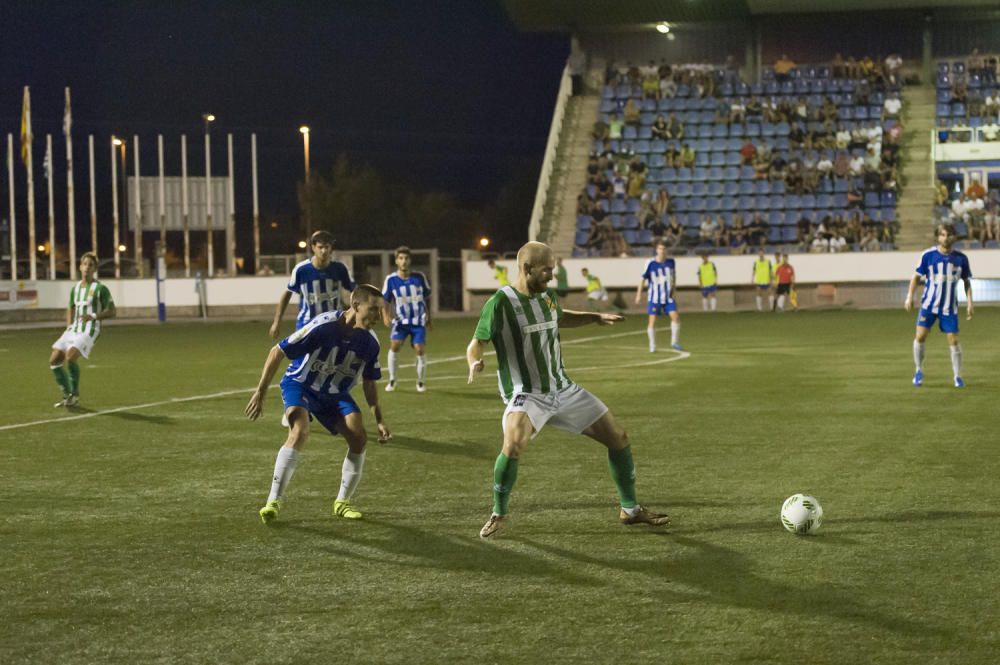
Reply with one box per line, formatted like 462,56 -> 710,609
267,446 -> 300,503
647,327 -> 656,352
702,298 -> 709,311
950,344 -> 962,379
710,297 -> 717,312
913,340 -> 925,371
416,355 -> 427,384
388,350 -> 398,382
769,295 -> 775,311
336,450 -> 366,501
777,295 -> 786,311
670,321 -> 680,346
756,295 -> 763,311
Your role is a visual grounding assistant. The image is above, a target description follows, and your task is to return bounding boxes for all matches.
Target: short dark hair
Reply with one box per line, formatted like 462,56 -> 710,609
394,245 -> 411,258
936,223 -> 957,237
310,230 -> 335,246
80,251 -> 98,265
351,283 -> 383,305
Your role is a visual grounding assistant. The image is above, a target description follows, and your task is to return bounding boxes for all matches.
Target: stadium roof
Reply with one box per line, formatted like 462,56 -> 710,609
503,0 -> 1000,31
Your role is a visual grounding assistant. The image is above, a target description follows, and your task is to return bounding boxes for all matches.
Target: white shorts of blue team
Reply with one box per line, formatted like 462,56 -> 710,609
502,384 -> 609,439
51,329 -> 97,359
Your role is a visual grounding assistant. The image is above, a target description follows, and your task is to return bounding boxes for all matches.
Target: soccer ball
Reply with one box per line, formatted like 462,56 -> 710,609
780,494 -> 823,535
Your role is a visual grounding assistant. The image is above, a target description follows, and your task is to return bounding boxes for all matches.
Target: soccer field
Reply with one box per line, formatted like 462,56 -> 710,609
2,309 -> 998,664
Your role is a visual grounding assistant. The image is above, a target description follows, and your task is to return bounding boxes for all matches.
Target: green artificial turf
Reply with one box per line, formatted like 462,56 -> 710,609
1,308 -> 997,664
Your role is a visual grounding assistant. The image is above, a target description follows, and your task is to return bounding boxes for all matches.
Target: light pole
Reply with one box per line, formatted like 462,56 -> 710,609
300,125 -> 311,239
111,136 -> 125,278
203,113 -> 215,276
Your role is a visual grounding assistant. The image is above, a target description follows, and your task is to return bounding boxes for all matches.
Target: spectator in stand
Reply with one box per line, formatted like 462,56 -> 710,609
793,96 -> 810,124
966,177 -> 986,200
612,174 -> 627,199
774,54 -> 796,82
982,118 -> 1000,141
752,152 -> 771,180
830,230 -> 848,253
796,214 -> 813,245
884,53 -> 903,86
699,215 -> 721,247
595,174 -> 613,201
646,214 -> 668,238
863,146 -> 881,174
726,216 -> 745,254
662,143 -> 679,168
820,97 -> 839,124
967,48 -> 986,79
651,114 -> 669,141
666,113 -> 685,140
967,90 -> 985,120
859,229 -> 880,251
715,97 -> 733,125
934,180 -> 950,207
937,118 -> 951,144
623,98 -> 641,127
831,53 -> 847,78
608,114 -> 624,140
659,74 -> 677,99
845,214 -> 862,244
833,151 -> 850,179
642,71 -> 660,99
787,122 -> 806,149
966,192 -> 985,234
627,171 -> 646,199
749,213 -> 769,247
663,215 -> 684,248
810,233 -> 830,253
577,189 -> 594,216
785,159 -> 804,195
653,189 -> 671,217
984,90 -> 1000,119
769,153 -> 787,182
882,93 -> 902,123
678,144 -> 695,168
729,97 -> 746,125
950,78 -> 968,105
951,118 -> 973,143
739,138 -> 757,165
745,96 -> 763,120
592,119 -> 609,142
982,197 -> 999,242
835,125 -> 851,150
848,152 -> 865,178
816,153 -> 834,179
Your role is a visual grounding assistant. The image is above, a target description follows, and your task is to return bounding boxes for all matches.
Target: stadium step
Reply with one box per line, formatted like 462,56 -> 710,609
896,84 -> 937,251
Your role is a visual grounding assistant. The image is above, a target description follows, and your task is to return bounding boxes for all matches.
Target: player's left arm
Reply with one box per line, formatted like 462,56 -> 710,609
422,275 -> 432,329
362,379 -> 392,443
560,309 -> 623,328
85,287 -> 116,322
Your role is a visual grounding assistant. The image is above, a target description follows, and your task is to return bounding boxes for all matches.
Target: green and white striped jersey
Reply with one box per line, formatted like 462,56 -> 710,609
68,280 -> 114,338
474,286 -> 571,402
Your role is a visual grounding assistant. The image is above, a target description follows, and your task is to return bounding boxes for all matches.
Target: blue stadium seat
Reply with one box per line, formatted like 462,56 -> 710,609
767,227 -> 782,243
712,124 -> 729,138
785,194 -> 801,209
739,182 -> 754,196
705,198 -> 721,212
782,227 -> 798,242
708,182 -> 724,196
673,198 -> 689,212
599,99 -> 616,114
740,165 -> 756,180
692,182 -> 707,197
784,211 -> 800,225
801,194 -> 816,208
626,198 -> 641,213
724,166 -> 741,181
677,168 -> 693,182
864,192 -> 880,208
635,139 -> 650,154
638,126 -> 652,139
710,152 -> 726,167
721,196 -> 736,211
755,180 -> 771,195
771,180 -> 786,194
624,214 -> 640,230
769,211 -> 784,226
672,182 -> 691,197
816,194 -> 833,209
576,216 -> 591,231
881,191 -> 897,207
623,126 -> 638,140
833,178 -> 849,193
881,208 -> 896,222
770,195 -> 785,210
724,182 -> 739,196
611,199 -> 627,213
637,229 -> 653,245
689,198 -> 707,213
623,230 -> 639,245
574,231 -> 589,246
755,196 -> 771,212
708,167 -> 725,181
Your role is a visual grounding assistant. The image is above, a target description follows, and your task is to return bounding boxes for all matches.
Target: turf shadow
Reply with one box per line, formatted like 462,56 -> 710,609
103,411 -> 176,425
386,435 -> 495,462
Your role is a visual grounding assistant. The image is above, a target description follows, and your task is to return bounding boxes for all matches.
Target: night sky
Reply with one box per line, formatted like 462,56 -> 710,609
1,0 -> 568,256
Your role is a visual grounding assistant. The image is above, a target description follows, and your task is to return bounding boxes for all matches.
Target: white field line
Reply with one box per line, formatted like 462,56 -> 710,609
0,326 -> 684,432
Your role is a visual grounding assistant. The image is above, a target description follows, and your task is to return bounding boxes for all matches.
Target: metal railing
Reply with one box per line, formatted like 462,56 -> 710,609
528,65 -> 573,243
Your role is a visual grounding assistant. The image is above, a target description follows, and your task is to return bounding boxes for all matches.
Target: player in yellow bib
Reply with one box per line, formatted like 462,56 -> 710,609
581,267 -> 609,311
751,247 -> 773,312
488,258 -> 510,286
697,254 -> 718,312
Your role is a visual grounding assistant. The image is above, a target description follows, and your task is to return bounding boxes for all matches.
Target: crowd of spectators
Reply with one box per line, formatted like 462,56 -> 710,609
936,48 -> 1000,143
935,178 -> 1000,245
576,54 -> 903,257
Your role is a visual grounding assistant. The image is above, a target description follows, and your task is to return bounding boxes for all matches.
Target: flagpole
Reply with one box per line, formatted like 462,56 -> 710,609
7,135 -> 16,281
181,134 -> 190,277
133,135 -> 143,278
23,87 -> 37,281
46,134 -> 55,280
251,133 -> 260,275
205,126 -> 214,277
65,88 -> 76,279
88,135 -> 97,255
111,138 -> 120,278
157,134 -> 166,246
226,133 -> 235,276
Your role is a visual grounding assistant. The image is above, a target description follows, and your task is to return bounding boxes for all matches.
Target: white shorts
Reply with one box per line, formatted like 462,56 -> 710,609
502,384 -> 609,439
587,289 -> 609,301
52,329 -> 97,359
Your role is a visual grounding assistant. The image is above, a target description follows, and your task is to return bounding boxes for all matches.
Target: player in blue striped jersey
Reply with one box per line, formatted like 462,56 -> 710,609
247,284 -> 392,524
634,239 -> 681,352
269,230 -> 356,339
381,246 -> 432,393
904,224 -> 974,388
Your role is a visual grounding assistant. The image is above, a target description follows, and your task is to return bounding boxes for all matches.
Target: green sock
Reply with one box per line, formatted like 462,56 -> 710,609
51,364 -> 72,397
492,453 -> 519,516
608,446 -> 638,509
67,361 -> 80,396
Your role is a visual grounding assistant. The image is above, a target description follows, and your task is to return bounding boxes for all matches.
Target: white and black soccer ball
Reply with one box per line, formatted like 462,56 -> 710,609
781,494 -> 823,535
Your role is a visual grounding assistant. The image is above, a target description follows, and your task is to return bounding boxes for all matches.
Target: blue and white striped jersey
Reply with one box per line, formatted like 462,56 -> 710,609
382,271 -> 431,326
916,247 -> 972,316
642,259 -> 675,303
287,259 -> 356,330
279,311 -> 381,395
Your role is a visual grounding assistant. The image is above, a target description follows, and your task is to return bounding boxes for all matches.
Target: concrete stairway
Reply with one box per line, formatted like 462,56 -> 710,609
538,95 -> 599,252
895,84 -> 937,250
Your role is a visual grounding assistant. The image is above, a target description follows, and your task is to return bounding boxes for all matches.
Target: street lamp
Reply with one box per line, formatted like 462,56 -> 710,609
111,136 -> 127,278
203,113 -> 215,276
299,126 -> 311,238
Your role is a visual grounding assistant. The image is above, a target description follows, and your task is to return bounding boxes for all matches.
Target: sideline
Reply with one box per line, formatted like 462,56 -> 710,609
0,326 -> 686,432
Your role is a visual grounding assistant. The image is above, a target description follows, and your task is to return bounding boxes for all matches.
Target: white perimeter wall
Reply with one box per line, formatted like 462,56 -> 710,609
466,250 -> 1000,291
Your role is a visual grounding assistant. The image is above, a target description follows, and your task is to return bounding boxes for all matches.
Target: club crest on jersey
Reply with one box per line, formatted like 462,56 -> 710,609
543,294 -> 556,311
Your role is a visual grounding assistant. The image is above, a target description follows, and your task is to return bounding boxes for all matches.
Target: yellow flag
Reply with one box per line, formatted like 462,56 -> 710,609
20,86 -> 32,166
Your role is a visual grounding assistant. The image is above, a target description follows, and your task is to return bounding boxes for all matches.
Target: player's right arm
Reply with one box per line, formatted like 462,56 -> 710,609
269,291 -> 293,339
468,292 -> 500,383
245,345 -> 287,421
634,279 -> 646,305
904,273 -> 922,312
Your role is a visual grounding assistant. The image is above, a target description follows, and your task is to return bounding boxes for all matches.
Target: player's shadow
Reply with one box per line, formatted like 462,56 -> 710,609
283,519 -> 603,587
104,410 -> 175,425
387,436 -> 495,461
519,534 -> 950,640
